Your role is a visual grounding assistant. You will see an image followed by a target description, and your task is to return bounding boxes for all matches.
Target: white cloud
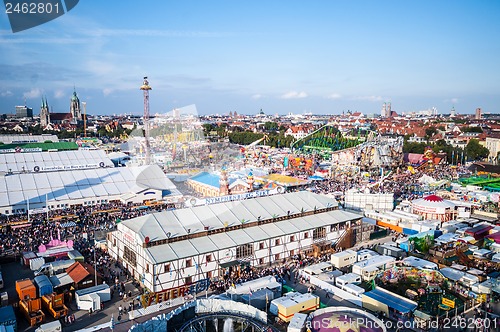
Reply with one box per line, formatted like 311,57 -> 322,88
54,89 -> 65,99
251,94 -> 262,99
327,93 -> 342,100
1,90 -> 13,97
103,88 -> 113,96
451,98 -> 459,104
353,95 -> 383,102
23,88 -> 42,99
281,91 -> 308,99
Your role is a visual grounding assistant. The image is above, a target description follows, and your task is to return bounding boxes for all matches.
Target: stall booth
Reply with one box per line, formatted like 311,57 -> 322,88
411,195 -> 456,222
75,284 -> 110,311
362,287 -> 417,320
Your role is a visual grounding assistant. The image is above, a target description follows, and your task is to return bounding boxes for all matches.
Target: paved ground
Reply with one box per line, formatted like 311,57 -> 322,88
4,233 -> 499,332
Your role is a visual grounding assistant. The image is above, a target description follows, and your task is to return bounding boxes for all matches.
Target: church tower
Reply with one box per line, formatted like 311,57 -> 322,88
70,89 -> 82,124
219,168 -> 229,196
40,96 -> 51,128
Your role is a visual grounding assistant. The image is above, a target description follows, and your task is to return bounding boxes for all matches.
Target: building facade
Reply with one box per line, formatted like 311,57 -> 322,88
186,170 -> 252,197
40,97 -> 51,128
485,135 -> 500,162
15,105 -> 33,118
106,192 -> 362,302
70,90 -> 82,124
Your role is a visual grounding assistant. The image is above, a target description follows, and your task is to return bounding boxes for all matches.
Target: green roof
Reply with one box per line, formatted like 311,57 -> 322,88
0,142 -> 78,151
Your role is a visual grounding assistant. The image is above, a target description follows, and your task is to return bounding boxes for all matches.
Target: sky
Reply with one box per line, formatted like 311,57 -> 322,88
0,1 -> 499,116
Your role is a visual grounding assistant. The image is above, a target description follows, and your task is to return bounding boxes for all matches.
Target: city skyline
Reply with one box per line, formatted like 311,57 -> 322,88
0,1 -> 499,116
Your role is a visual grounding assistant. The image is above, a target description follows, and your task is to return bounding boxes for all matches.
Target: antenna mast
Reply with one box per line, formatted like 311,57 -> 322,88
82,101 -> 87,138
140,77 -> 152,165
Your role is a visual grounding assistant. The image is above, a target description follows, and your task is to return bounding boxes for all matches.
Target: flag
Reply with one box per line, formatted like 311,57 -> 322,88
248,287 -> 253,296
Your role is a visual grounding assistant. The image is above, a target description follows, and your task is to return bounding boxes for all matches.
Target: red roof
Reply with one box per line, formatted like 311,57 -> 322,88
66,262 -> 90,283
486,232 -> 500,243
423,195 -> 444,202
50,113 -> 72,121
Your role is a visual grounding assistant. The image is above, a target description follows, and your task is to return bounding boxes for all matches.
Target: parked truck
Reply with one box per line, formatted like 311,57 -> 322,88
269,292 -> 320,322
41,293 -> 68,319
16,279 -> 37,300
34,275 -> 53,298
34,259 -> 75,277
19,298 -> 45,326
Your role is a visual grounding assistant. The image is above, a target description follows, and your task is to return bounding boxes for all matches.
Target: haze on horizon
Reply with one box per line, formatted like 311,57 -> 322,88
0,1 -> 499,117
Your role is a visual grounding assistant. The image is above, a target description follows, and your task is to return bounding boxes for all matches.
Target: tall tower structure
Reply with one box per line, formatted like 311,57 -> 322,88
386,102 -> 392,117
40,96 -> 51,128
140,77 -> 152,165
70,88 -> 81,124
475,107 -> 482,120
381,102 -> 387,118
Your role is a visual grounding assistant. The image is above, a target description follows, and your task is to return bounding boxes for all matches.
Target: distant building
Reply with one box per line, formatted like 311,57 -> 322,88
106,192 -> 360,295
485,134 -> 500,162
15,105 -> 33,118
39,89 -> 83,126
186,169 -> 252,197
381,102 -> 387,118
475,108 -> 482,120
40,97 -> 51,127
70,89 -> 82,124
285,126 -> 309,140
49,112 -> 73,124
450,106 -> 456,117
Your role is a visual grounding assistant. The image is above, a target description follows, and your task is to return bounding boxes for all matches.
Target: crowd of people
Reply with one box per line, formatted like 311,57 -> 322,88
210,253 -> 333,293
0,201 -> 175,256
312,164 -> 469,200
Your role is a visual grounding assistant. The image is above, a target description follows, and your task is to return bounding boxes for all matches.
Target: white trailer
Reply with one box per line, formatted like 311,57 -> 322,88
356,249 -> 379,262
287,313 -> 308,332
303,262 -> 333,275
270,292 -> 320,322
34,259 -> 76,276
352,255 -> 396,281
335,273 -> 362,288
35,320 -> 62,332
342,283 -> 365,297
75,284 -> 111,311
331,250 -> 357,269
30,257 -> 45,271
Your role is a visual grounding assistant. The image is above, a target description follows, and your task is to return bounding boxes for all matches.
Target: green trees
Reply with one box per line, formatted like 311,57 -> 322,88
425,127 -> 437,140
461,126 -> 483,133
263,122 -> 278,131
465,139 -> 489,161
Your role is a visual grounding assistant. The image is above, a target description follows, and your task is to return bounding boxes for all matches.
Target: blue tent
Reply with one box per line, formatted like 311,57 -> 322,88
308,175 -> 324,181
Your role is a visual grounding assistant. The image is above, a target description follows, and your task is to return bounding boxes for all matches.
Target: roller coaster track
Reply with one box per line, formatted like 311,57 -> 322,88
459,177 -> 500,188
290,124 -> 360,152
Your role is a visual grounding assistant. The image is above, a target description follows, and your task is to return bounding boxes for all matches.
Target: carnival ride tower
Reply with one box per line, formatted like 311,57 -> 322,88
140,77 -> 152,165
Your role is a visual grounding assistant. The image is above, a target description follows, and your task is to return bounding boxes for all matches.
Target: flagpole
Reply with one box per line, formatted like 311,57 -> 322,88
46,193 -> 49,223
266,292 -> 269,315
